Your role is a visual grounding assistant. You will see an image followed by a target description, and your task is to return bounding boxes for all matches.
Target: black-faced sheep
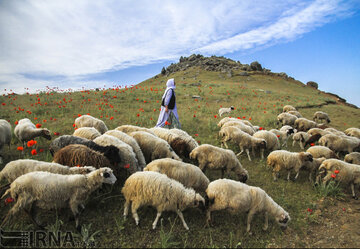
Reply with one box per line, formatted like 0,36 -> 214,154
74,115 -> 108,134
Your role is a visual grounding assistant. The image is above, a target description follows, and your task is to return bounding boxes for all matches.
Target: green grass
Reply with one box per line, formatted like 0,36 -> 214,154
0,67 -> 359,247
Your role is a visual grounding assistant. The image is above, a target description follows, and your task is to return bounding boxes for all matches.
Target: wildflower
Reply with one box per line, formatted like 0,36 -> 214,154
307,208 -> 313,213
110,116 -> 114,120
73,123 -> 76,127
31,149 -> 37,155
310,143 -> 315,146
15,120 -> 18,125
35,123 -> 42,128
1,103 -> 5,106
194,134 -> 199,137
193,114 -> 196,117
54,132 -> 60,136
334,170 -> 339,174
17,146 -> 24,151
214,115 -> 217,118
124,164 -> 130,169
331,174 -> 336,179
4,197 -> 14,205
39,149 -> 44,153
259,127 -> 263,130
27,140 -> 37,147
78,114 -> 82,117
137,113 -> 140,117
276,135 -> 280,138
165,121 -> 170,125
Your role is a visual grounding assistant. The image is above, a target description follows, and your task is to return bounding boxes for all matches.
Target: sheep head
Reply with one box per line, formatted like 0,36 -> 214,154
300,152 -> 313,162
99,167 -> 117,185
104,145 -> 121,165
41,128 -> 52,140
192,193 -> 205,210
276,212 -> 291,231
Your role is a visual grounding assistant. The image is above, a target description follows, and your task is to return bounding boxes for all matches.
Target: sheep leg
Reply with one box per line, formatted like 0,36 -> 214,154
260,149 -> 264,160
293,170 -> 300,181
123,200 -> 130,219
272,171 -> 278,181
131,202 -> 141,226
287,171 -> 291,181
221,168 -> 225,178
205,210 -> 212,227
351,183 -> 358,200
263,212 -> 268,231
176,209 -> 189,230
224,141 -> 229,149
152,211 -> 162,229
246,209 -> 256,234
25,202 -> 44,229
236,148 -> 244,157
245,149 -> 251,161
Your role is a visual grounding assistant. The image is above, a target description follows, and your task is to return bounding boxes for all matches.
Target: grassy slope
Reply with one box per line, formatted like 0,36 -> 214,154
0,67 -> 359,248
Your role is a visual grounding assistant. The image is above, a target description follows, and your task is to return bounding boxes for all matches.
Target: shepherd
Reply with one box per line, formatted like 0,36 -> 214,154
155,78 -> 181,128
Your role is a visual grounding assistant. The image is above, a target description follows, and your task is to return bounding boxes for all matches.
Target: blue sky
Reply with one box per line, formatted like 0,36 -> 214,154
0,0 -> 359,106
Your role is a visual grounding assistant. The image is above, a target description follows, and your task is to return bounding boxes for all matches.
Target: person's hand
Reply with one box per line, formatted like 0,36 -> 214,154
165,106 -> 169,113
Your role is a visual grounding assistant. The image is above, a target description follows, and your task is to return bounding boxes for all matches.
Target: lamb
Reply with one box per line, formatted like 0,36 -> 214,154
49,135 -> 121,166
292,131 -> 310,149
318,159 -> 360,199
253,130 -> 281,159
0,159 -> 95,184
14,118 -> 51,147
0,120 -> 11,164
293,118 -> 318,132
189,144 -> 249,182
1,167 -> 116,230
345,128 -> 360,139
306,145 -> 338,159
73,127 -> 101,140
94,134 -> 139,174
74,115 -> 108,134
144,158 -> 210,192
205,179 -> 290,233
129,131 -> 181,164
149,127 -> 193,160
313,111 -> 331,124
277,113 -> 298,126
222,121 -> 255,135
115,125 -> 156,136
270,126 -> 295,147
319,134 -> 360,155
267,150 -> 313,181
105,130 -> 146,171
282,105 -> 297,112
344,152 -> 360,165
218,106 -> 234,117
219,126 -> 266,161
121,171 -> 205,230
287,110 -> 302,118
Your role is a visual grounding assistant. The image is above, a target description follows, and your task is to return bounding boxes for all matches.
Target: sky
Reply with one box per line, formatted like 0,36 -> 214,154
0,0 -> 360,106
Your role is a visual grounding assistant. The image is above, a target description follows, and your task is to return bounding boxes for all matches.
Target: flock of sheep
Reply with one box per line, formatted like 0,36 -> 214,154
0,104 -> 359,234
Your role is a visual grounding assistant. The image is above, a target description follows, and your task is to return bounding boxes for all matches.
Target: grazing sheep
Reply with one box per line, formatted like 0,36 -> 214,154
344,152 -> 360,165
283,105 -> 297,112
270,126 -> 295,148
218,106 -> 234,117
190,144 -> 249,182
205,179 -> 290,233
73,127 -> 101,140
144,158 -> 210,192
0,159 -> 95,184
49,135 -> 121,166
14,118 -> 51,147
219,126 -> 266,161
116,125 -> 156,136
149,127 -> 193,160
122,171 -> 205,230
302,157 -> 326,182
313,111 -> 331,124
303,134 -> 323,148
217,117 -> 254,129
292,131 -> 310,149
1,167 -> 116,230
0,120 -> 11,164
324,128 -> 346,136
129,131 -> 180,164
319,134 -> 360,155
253,131 -> 281,159
222,121 -> 255,135
105,130 -> 146,171
345,128 -> 360,139
277,113 -> 297,126
168,128 -> 199,152
306,145 -> 338,159
318,159 -> 360,199
267,150 -> 313,181
74,115 -> 108,134
287,110 -> 302,118
294,118 -> 318,132
307,128 -> 330,137
94,134 -> 139,174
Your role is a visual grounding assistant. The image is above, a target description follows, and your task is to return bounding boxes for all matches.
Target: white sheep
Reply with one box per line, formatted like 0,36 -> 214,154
277,113 -> 297,126
318,159 -> 360,199
217,117 -> 254,129
307,128 -> 331,137
1,167 -> 116,230
144,158 -> 210,192
0,120 -> 11,164
121,171 -> 205,230
0,159 -> 95,185
14,118 -> 51,147
74,115 -> 108,134
73,127 -> 101,140
253,130 -> 281,159
218,106 -> 234,117
219,126 -> 266,161
94,134 -> 139,174
167,128 -> 199,152
344,152 -> 360,165
282,105 -> 297,112
294,118 -> 318,132
306,145 -> 338,159
205,179 -> 290,233
115,125 -> 156,136
287,110 -> 302,118
345,127 -> 360,139
313,111 -> 331,124
222,121 -> 255,135
267,150 -> 313,181
189,144 -> 249,182
292,131 -> 310,149
318,134 -> 360,155
105,130 -> 146,171
324,127 -> 346,136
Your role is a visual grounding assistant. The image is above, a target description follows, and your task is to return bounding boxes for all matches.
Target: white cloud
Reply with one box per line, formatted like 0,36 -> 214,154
0,0 -> 356,92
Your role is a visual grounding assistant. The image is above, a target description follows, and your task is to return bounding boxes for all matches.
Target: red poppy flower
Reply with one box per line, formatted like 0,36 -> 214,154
214,115 -> 217,118
17,146 -> 24,151
165,121 -> 170,125
31,149 -> 37,155
331,174 -> 336,179
259,127 -> 263,130
310,143 -> 315,146
124,164 -> 130,169
78,114 -> 82,117
35,123 -> 42,128
73,123 -> 76,127
110,116 -> 114,120
193,114 -> 196,117
194,134 -> 199,137
39,149 -> 44,153
307,208 -> 312,212
4,197 -> 14,204
276,135 -> 280,138
334,170 -> 339,174
15,120 -> 18,125
27,140 -> 36,147
137,113 -> 140,117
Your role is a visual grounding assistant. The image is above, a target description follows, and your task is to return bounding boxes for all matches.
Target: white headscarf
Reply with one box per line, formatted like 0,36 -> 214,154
162,78 -> 176,99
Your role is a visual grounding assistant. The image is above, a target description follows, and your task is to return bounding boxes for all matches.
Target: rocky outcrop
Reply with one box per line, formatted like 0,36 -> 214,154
307,81 -> 318,89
